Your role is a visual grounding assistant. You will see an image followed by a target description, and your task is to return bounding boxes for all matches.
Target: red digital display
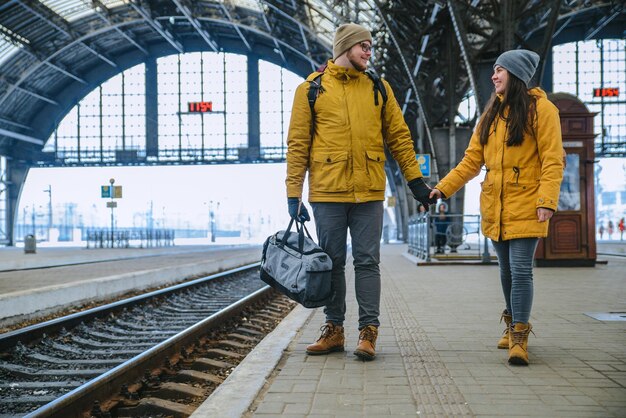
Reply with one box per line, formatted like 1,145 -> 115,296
188,101 -> 213,112
593,88 -> 619,98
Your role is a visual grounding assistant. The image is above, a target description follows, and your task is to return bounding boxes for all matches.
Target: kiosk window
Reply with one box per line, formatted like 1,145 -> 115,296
558,153 -> 581,211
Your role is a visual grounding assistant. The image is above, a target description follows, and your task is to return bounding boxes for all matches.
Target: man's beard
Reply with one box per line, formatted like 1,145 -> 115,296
347,50 -> 368,71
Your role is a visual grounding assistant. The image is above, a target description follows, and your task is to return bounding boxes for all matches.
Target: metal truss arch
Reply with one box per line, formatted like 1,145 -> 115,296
0,0 -> 623,246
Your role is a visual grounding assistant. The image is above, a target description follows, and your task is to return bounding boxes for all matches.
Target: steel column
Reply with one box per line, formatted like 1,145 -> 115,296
247,54 -> 260,160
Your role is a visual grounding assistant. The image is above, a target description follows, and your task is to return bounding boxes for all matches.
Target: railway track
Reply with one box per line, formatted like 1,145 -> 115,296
0,263 -> 295,418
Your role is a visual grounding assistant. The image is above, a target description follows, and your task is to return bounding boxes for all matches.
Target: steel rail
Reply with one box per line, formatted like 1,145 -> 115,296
24,285 -> 272,418
0,262 -> 261,351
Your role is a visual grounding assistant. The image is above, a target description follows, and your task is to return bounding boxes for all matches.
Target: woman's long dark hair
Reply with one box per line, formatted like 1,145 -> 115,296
478,73 -> 537,146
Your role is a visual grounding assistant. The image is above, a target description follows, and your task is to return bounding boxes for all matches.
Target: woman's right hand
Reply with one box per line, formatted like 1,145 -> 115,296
429,188 -> 442,200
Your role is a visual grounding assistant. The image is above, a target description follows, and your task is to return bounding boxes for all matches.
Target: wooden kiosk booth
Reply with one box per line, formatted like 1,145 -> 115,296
535,93 -> 597,267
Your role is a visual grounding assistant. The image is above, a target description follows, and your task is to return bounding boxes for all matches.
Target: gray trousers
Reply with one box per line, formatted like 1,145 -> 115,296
311,201 -> 384,329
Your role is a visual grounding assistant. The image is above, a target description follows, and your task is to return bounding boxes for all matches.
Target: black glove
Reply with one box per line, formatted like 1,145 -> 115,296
287,197 -> 311,222
408,178 -> 437,210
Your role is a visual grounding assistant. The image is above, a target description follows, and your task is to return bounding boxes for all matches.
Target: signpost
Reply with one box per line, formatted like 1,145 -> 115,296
102,178 -> 122,246
416,154 -> 431,178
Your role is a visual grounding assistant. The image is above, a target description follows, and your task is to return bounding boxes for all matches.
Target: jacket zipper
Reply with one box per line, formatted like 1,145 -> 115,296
499,119 -> 506,238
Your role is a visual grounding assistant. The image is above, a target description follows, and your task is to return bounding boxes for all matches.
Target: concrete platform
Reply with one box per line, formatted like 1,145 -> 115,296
194,242 -> 626,418
0,245 -> 261,327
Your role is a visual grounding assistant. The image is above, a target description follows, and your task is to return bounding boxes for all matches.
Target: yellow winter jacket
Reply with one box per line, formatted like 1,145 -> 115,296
286,60 -> 423,203
435,88 -> 563,241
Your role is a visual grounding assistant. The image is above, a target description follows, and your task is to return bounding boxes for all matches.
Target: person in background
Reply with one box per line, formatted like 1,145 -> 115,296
285,23 -> 435,361
598,222 -> 605,240
618,218 -> 624,241
429,49 -> 564,365
608,220 -> 614,240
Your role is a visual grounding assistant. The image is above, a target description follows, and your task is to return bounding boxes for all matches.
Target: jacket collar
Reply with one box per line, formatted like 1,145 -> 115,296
326,59 -> 363,80
529,87 -> 547,98
496,87 -> 546,101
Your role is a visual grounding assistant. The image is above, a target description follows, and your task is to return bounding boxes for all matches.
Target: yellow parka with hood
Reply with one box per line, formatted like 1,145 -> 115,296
435,88 -> 563,241
286,60 -> 423,203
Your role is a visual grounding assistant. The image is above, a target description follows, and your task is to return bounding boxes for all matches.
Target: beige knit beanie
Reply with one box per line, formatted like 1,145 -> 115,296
333,23 -> 372,60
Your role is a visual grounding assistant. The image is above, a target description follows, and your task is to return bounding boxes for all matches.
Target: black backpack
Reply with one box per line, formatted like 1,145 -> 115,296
306,68 -> 388,133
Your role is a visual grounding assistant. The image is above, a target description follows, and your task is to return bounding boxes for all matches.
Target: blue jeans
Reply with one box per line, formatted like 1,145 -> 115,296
491,238 -> 539,324
311,201 -> 384,329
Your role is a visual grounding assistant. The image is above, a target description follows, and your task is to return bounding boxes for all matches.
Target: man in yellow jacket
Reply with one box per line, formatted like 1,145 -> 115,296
286,23 -> 435,361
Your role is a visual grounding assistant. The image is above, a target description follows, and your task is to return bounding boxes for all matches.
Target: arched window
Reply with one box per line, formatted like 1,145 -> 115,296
47,63 -> 146,162
553,39 -> 625,157
46,52 -> 302,164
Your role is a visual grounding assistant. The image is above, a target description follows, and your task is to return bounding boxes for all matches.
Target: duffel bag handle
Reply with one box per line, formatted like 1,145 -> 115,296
279,217 -> 296,248
294,220 -> 314,252
280,218 -> 314,253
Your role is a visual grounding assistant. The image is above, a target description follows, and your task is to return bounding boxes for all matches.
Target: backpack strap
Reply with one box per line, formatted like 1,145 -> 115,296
365,69 -> 388,113
306,71 -> 324,138
306,69 -> 388,138
307,72 -> 324,114
365,70 -> 388,142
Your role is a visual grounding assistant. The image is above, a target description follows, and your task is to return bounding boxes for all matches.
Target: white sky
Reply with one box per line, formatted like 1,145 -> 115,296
20,163 -> 293,235
20,157 -> 624,233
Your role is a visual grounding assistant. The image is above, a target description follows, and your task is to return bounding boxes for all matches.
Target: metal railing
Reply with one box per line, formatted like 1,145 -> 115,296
36,146 -> 289,167
408,213 -> 492,263
85,228 -> 175,249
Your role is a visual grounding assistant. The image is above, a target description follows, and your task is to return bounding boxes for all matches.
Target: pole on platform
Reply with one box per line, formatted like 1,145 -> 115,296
44,185 -> 52,240
425,213 -> 432,263
110,178 -> 115,247
482,235 -> 491,263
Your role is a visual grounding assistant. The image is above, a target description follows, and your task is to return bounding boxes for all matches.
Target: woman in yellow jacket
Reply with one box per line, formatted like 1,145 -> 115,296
430,50 -> 564,365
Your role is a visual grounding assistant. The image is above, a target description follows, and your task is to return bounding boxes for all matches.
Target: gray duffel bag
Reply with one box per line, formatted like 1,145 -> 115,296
260,218 -> 333,308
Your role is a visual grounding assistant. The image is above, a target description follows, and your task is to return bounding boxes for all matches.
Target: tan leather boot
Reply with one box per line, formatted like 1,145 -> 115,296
354,325 -> 378,361
306,322 -> 345,355
498,310 -> 512,349
508,322 -> 533,365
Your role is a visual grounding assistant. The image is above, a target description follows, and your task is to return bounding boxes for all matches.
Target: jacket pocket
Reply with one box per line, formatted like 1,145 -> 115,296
479,182 -> 495,223
504,181 -> 540,220
310,151 -> 350,192
365,150 -> 387,191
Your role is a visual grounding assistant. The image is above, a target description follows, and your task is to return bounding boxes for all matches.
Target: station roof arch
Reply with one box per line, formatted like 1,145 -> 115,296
0,0 -> 623,166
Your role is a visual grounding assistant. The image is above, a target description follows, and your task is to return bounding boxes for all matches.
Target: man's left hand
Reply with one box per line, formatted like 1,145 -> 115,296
408,178 -> 437,210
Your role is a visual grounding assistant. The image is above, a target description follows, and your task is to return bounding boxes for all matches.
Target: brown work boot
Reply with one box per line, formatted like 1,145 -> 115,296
306,322 -> 345,355
508,322 -> 533,366
354,325 -> 378,361
497,310 -> 512,349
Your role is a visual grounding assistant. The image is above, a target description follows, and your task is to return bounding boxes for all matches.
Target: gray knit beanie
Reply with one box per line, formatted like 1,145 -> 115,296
333,23 -> 372,60
494,49 -> 540,87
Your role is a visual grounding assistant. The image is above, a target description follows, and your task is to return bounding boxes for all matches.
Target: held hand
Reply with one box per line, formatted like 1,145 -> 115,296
407,178 -> 437,210
287,197 -> 311,222
537,208 -> 554,222
429,188 -> 442,201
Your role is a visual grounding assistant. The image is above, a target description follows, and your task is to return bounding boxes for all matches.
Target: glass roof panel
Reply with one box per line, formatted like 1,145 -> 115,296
230,0 -> 263,13
100,0 -> 125,8
38,0 -> 93,23
0,26 -> 22,67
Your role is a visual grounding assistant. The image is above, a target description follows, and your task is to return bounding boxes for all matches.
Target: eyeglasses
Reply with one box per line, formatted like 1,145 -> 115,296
359,42 -> 373,53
